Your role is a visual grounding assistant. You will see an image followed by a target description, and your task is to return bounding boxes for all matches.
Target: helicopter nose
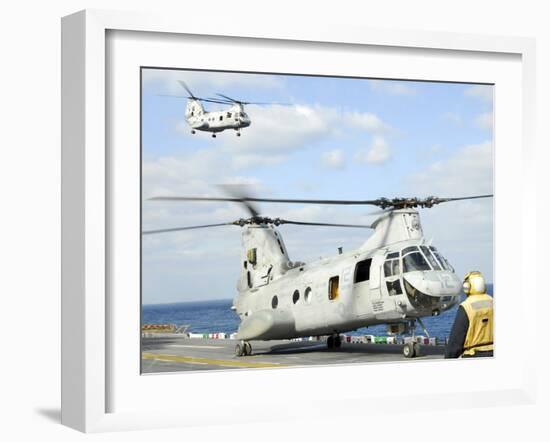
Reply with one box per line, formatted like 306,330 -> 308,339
404,271 -> 462,297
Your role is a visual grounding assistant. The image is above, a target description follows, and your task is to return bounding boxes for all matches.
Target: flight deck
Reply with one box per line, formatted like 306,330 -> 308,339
141,335 -> 446,373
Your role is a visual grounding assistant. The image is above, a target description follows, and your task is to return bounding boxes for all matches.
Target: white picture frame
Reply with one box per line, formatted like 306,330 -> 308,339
61,9 -> 537,433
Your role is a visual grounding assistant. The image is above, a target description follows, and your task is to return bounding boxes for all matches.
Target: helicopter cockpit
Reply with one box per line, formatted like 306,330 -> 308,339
236,111 -> 251,127
383,244 -> 461,314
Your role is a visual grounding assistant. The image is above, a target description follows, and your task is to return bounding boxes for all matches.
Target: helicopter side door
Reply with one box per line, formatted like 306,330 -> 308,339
376,252 -> 404,320
368,253 -> 385,300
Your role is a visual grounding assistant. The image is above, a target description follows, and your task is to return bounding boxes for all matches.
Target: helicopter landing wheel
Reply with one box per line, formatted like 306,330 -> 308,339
235,341 -> 252,357
235,342 -> 244,357
236,132 -> 241,137
191,130 -> 196,134
403,342 -> 417,358
211,133 -> 217,138
334,335 -> 342,349
326,335 -> 334,350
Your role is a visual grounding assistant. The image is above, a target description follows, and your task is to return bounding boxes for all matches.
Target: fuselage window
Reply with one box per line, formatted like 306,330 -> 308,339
384,258 -> 400,277
272,295 -> 278,309
355,258 -> 372,283
304,287 -> 312,303
276,238 -> 285,255
247,248 -> 257,266
219,115 -> 223,121
328,276 -> 340,300
386,279 -> 403,296
227,112 -> 232,118
247,271 -> 252,289
292,290 -> 300,304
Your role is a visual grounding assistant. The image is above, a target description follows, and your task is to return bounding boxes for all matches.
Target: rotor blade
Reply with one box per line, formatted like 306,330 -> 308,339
149,195 -> 261,218
149,194 -> 494,210
216,93 -> 240,103
197,97 -> 233,104
157,94 -> 229,105
142,222 -> 236,235
211,95 -> 289,106
277,219 -> 373,229
157,94 -> 188,98
149,195 -> 381,205
218,184 -> 261,218
436,194 -> 493,204
178,80 -> 196,98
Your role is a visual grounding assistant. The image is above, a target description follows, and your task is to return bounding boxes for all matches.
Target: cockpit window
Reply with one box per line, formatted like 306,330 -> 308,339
402,246 -> 418,255
421,246 -> 442,270
429,246 -> 454,271
402,251 -> 431,273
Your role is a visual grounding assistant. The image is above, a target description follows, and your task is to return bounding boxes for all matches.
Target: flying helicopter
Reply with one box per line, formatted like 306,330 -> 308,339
143,192 -> 493,358
161,81 -> 281,138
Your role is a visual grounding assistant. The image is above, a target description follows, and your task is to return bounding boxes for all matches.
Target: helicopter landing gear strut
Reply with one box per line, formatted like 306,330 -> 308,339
236,129 -> 241,137
327,333 -> 342,350
402,318 -> 430,358
403,320 -> 419,358
235,340 -> 252,357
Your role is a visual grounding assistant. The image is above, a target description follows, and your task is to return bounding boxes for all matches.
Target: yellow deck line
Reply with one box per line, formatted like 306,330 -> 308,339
142,352 -> 287,369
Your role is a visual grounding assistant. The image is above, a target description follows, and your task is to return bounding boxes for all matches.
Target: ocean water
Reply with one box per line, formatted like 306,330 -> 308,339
142,284 -> 493,341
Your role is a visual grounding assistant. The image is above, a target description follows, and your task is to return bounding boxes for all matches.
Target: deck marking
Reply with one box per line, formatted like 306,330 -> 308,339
142,352 -> 288,368
166,344 -> 224,349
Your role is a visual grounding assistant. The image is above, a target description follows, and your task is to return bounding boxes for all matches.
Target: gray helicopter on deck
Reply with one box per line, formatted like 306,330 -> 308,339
143,192 -> 492,358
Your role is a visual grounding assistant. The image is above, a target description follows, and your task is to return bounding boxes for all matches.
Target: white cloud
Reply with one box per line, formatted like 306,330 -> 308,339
410,141 -> 493,195
465,85 -> 493,103
321,149 -> 345,169
346,111 -> 390,132
406,141 -> 494,281
173,104 -> 392,169
231,154 -> 287,169
369,80 -> 416,96
219,104 -> 334,155
355,136 -> 391,165
475,111 -> 493,131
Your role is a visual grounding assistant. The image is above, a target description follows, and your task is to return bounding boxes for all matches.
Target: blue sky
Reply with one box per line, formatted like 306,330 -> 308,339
141,69 -> 493,305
